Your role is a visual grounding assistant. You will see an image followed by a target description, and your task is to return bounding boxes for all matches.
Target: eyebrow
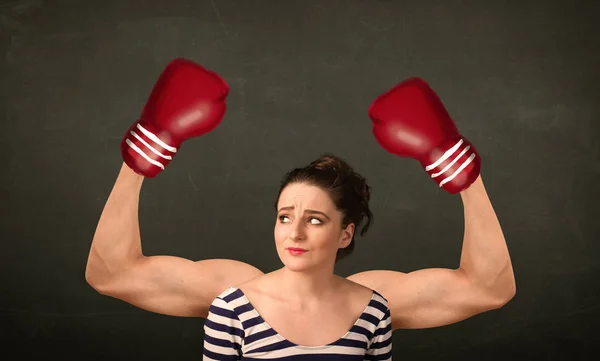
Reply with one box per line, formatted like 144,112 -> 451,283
277,206 -> 330,220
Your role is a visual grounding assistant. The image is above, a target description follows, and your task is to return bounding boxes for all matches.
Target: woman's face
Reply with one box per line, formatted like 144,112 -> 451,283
274,182 -> 354,272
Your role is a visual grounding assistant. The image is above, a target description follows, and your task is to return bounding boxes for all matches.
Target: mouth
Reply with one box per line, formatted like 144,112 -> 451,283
287,248 -> 308,255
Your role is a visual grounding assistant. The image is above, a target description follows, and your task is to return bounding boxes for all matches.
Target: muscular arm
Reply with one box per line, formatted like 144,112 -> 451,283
347,175 -> 516,330
85,163 -> 264,318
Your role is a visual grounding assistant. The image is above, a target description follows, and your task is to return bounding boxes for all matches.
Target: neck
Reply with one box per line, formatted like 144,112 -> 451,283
275,264 -> 341,305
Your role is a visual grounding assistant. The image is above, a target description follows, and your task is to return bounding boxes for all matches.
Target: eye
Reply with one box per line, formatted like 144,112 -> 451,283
309,217 -> 323,225
278,215 -> 290,223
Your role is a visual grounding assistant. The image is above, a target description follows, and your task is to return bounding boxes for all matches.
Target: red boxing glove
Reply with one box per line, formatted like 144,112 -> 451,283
369,77 -> 480,194
121,58 -> 229,178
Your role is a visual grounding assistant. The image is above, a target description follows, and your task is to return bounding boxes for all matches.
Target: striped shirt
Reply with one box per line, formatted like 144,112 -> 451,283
203,286 -> 393,360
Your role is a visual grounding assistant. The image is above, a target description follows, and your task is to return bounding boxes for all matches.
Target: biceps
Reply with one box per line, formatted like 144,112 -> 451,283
95,256 -> 263,318
348,269 -> 499,330
391,268 -> 499,329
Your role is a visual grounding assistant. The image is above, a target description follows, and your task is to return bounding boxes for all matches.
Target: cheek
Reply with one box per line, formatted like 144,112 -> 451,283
273,225 -> 287,244
313,227 -> 341,246
325,228 -> 342,245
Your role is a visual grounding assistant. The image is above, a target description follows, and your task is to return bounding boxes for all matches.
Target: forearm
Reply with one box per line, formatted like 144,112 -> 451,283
458,175 -> 516,301
85,163 -> 145,286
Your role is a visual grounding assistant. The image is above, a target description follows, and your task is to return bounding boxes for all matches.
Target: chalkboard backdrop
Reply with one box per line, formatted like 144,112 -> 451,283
1,0 -> 598,360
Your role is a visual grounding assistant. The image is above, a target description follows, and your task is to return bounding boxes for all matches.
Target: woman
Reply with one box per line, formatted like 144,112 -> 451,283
86,59 -> 515,360
202,154 -> 392,359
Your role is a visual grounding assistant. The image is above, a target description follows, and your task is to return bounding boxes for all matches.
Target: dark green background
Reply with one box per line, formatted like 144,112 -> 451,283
1,0 -> 598,359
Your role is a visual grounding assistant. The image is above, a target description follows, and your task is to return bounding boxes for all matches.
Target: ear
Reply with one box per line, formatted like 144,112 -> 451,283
339,223 -> 355,247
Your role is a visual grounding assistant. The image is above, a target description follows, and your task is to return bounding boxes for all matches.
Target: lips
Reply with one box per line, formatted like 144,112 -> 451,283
287,248 -> 307,256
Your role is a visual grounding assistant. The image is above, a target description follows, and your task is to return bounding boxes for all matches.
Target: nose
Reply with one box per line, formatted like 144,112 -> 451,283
289,221 -> 306,241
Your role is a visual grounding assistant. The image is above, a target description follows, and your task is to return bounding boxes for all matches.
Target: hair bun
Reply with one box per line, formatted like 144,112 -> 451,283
310,153 -> 371,212
310,154 -> 344,171
309,153 -> 354,178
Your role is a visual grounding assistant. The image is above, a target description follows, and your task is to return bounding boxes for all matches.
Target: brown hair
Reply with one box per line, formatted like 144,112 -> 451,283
274,153 -> 373,263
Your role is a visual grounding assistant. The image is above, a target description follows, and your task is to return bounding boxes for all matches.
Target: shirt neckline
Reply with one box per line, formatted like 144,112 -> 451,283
231,286 -> 376,349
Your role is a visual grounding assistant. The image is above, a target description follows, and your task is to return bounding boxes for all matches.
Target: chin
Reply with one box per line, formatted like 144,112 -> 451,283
282,261 -> 314,273
278,257 -> 306,271
279,253 -> 332,273
276,253 -> 309,272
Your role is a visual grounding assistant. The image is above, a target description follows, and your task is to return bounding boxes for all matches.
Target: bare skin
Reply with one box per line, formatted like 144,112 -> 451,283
85,163 -> 263,318
229,182 -> 376,346
347,175 -> 516,330
86,165 -> 515,330
236,272 -> 374,346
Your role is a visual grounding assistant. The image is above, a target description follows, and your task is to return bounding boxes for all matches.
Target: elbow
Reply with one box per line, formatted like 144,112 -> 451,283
85,261 -> 115,296
505,275 -> 517,301
499,266 -> 517,305
486,261 -> 517,309
467,266 -> 516,310
503,278 -> 517,304
489,275 -> 517,309
493,285 -> 516,309
86,272 -> 116,296
85,249 -> 106,292
84,248 -> 130,295
85,266 -> 106,294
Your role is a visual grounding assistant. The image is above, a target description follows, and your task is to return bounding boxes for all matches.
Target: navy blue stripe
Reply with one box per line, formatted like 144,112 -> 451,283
360,312 -> 381,327
371,334 -> 392,349
368,299 -> 389,314
364,350 -> 392,361
244,326 -> 278,345
203,347 -> 241,361
329,337 -> 368,349
209,304 -> 238,319
204,318 -> 245,339
241,314 -> 263,329
203,333 -> 242,350
223,288 -> 246,303
348,323 -> 373,338
236,300 -> 255,315
242,354 -> 367,361
245,338 -> 295,354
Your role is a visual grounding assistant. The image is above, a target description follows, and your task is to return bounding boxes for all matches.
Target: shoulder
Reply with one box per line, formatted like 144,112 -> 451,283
207,286 -> 248,318
234,270 -> 279,299
343,277 -> 391,326
350,281 -> 392,350
343,276 -> 389,308
204,287 -> 246,352
235,269 -> 276,288
338,277 -> 390,329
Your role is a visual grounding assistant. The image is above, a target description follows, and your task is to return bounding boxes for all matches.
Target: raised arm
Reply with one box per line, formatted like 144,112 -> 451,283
85,58 -> 264,318
348,175 -> 515,329
85,163 -> 263,318
348,77 -> 515,330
